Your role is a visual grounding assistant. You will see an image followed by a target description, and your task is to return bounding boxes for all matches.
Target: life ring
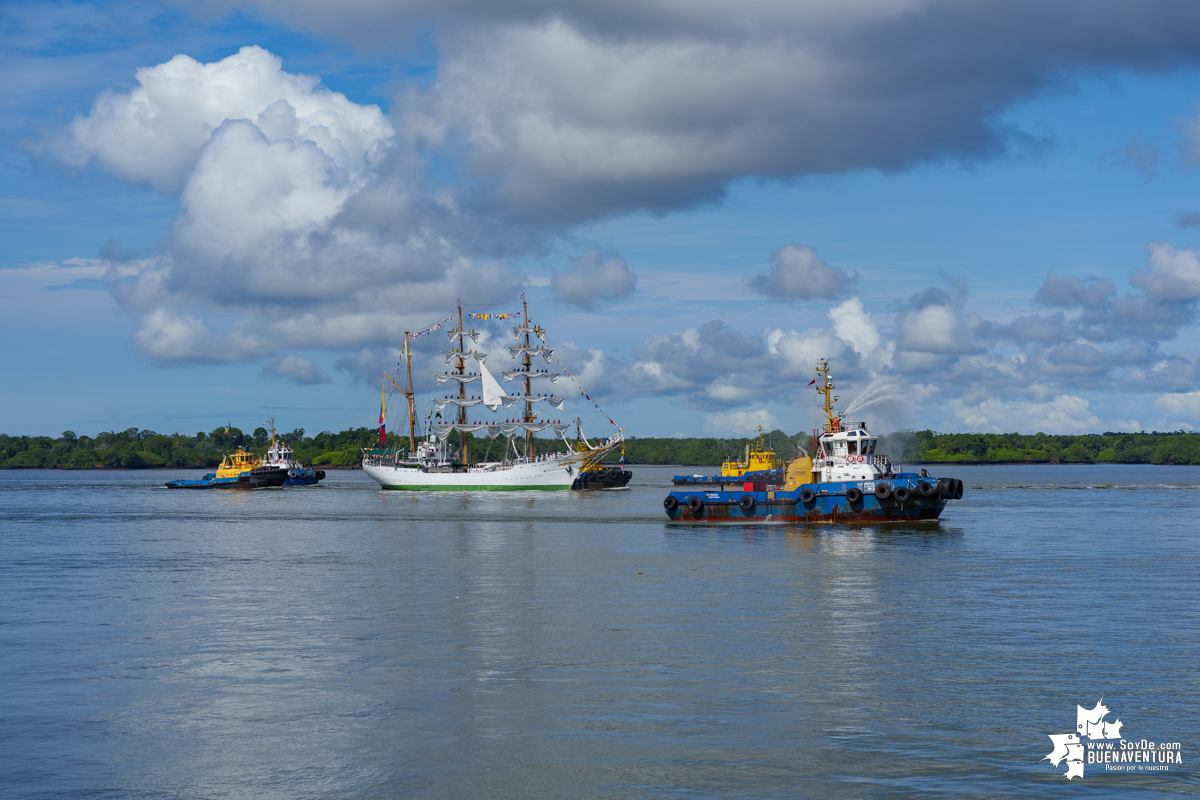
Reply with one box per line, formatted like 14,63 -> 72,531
739,495 -> 756,515
858,455 -> 865,463
687,496 -> 705,517
663,495 -> 678,512
918,481 -> 936,498
799,488 -> 816,504
874,483 -> 892,500
893,485 -> 911,503
846,487 -> 863,503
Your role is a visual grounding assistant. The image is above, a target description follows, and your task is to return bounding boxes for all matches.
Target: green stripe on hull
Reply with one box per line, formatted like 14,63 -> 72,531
378,484 -> 572,491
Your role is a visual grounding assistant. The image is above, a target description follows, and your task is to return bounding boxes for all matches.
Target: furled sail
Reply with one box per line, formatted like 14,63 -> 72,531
447,329 -> 481,343
441,350 -> 486,365
509,345 -> 553,362
435,373 -> 481,385
431,421 -> 571,441
502,368 -> 559,384
433,397 -> 486,412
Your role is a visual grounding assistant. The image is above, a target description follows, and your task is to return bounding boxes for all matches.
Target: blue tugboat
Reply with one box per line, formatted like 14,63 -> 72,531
165,447 -> 288,489
663,359 -> 964,523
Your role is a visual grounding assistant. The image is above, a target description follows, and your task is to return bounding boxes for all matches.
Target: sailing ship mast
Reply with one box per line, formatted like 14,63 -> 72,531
403,332 -> 416,452
522,296 -> 534,457
456,300 -> 470,465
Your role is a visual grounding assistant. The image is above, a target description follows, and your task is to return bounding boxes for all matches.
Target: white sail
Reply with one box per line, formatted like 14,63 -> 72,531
481,362 -> 506,411
447,329 -> 481,343
502,368 -> 559,384
435,373 -> 481,385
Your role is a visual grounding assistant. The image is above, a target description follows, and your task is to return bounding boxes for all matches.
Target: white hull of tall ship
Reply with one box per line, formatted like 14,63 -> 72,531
364,452 -> 585,491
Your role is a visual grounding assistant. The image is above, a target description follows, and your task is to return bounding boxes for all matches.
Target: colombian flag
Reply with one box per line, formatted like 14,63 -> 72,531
808,379 -> 817,386
379,379 -> 387,444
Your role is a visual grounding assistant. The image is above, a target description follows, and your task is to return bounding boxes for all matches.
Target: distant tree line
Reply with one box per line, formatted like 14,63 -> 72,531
2,427 -> 1199,469
620,429 -> 1200,466
0,427 -> 380,469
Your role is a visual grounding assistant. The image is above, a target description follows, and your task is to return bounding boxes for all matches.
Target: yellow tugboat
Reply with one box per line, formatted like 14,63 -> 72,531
673,425 -> 785,488
166,446 -> 289,489
719,426 -> 783,477
215,447 -> 259,479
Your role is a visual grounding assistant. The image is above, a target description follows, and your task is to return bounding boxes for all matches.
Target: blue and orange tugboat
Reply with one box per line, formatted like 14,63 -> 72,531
663,359 -> 964,523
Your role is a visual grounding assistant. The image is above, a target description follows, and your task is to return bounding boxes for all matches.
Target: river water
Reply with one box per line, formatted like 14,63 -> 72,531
1,464 -> 1196,799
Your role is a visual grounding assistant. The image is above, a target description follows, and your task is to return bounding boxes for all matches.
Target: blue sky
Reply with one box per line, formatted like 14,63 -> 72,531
4,1 -> 1200,439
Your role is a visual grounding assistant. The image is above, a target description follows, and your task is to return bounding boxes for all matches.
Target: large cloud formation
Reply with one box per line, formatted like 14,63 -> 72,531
235,0 -> 1200,221
51,3 -> 1200,427
589,246 -> 1200,432
61,46 -> 524,363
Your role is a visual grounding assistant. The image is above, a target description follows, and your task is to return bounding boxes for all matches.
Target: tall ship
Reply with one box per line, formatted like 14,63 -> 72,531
662,359 -> 964,523
363,298 -> 623,490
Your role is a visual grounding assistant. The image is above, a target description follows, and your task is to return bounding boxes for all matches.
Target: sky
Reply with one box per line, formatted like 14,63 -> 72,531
5,0 -> 1200,440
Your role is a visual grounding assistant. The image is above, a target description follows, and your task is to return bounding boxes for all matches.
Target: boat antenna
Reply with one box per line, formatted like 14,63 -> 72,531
816,358 -> 840,433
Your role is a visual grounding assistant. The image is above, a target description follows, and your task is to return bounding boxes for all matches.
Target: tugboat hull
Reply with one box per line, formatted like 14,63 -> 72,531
572,466 -> 632,490
663,476 -> 963,524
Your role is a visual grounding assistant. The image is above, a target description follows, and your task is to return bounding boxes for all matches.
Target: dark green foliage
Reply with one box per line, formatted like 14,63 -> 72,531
2,426 -> 1199,469
619,429 -> 1200,466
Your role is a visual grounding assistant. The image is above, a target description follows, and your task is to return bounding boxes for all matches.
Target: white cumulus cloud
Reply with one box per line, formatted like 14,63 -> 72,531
703,409 -> 781,437
948,395 -> 1101,434
62,46 -> 392,193
550,249 -> 636,308
751,243 -> 853,300
262,354 -> 332,385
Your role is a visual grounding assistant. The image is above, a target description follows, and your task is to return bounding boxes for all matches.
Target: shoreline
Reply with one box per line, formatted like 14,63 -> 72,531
2,462 -> 1192,472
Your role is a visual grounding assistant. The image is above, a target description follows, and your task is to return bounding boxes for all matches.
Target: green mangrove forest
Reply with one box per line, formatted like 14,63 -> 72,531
2,426 -> 1199,469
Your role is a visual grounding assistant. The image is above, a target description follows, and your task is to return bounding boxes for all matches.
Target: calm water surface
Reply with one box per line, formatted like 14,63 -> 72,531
1,465 -> 1197,799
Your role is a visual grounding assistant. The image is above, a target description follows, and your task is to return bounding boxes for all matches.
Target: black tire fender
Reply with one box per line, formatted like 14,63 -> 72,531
955,479 -> 964,500
799,488 -> 816,504
687,496 -> 705,517
893,485 -> 911,503
846,487 -> 863,504
316,470 -> 325,480
738,495 -> 756,515
918,481 -> 936,498
663,495 -> 678,512
874,483 -> 892,500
